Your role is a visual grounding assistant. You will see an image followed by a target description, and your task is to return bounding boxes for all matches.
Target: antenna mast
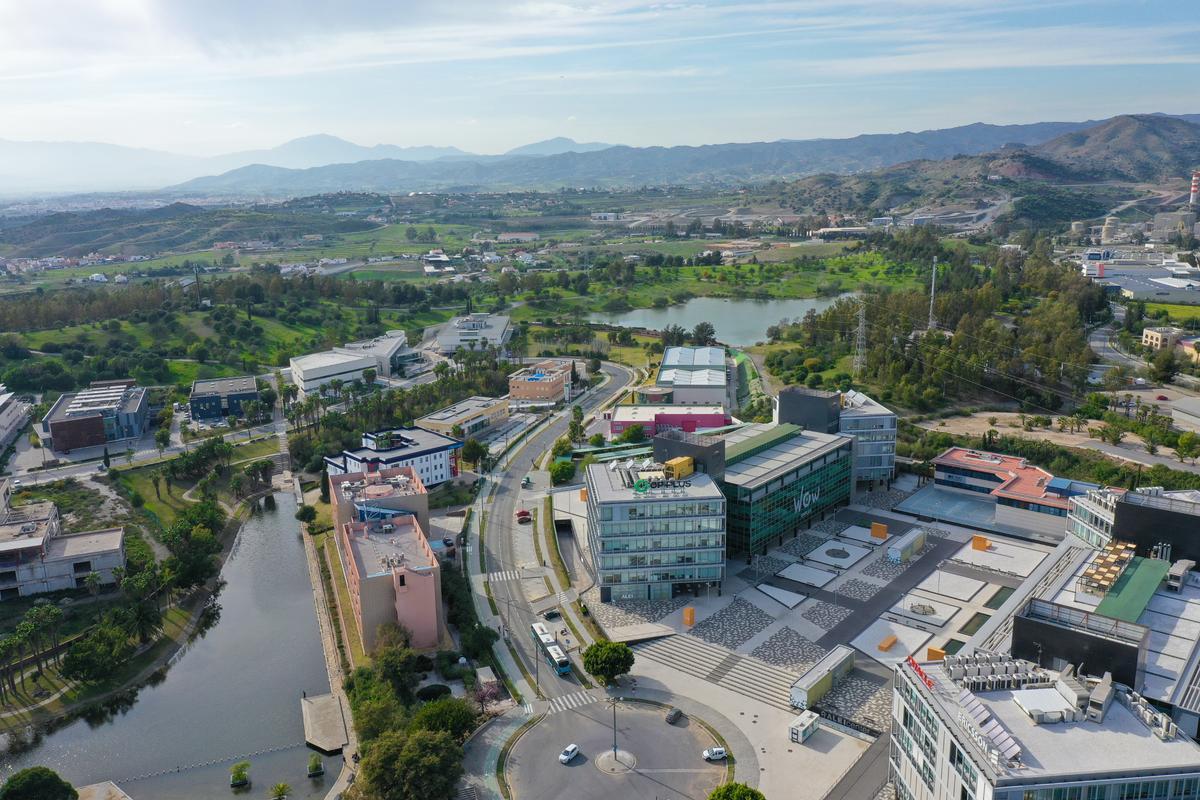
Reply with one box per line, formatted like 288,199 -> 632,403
853,297 -> 866,377
927,256 -> 938,331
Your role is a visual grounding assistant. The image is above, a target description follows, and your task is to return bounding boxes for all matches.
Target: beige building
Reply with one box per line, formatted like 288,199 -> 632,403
1143,326 -> 1183,350
508,359 -> 580,407
416,395 -> 508,438
329,467 -> 430,534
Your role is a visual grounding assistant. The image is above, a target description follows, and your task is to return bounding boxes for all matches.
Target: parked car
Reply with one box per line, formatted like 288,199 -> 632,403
1157,395 -> 1169,401
522,476 -> 532,488
442,536 -> 455,547
665,707 -> 682,724
10,479 -> 21,489
559,744 -> 580,764
702,747 -> 727,762
542,609 -> 561,621
516,510 -> 532,523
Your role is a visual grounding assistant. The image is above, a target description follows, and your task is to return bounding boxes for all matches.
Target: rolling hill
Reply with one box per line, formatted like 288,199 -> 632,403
1032,114 -> 1200,181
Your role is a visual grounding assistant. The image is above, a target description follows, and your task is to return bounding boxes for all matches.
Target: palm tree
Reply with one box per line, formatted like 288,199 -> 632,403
269,782 -> 291,799
151,471 -> 162,500
126,601 -> 163,644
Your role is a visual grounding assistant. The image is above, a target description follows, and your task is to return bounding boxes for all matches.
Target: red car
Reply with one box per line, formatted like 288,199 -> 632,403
516,510 -> 532,524
1157,395 -> 1169,401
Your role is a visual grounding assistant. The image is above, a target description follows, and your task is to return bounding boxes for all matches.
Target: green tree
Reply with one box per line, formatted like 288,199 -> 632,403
155,426 -> 171,457
374,646 -> 423,705
551,436 -> 574,458
588,433 -> 606,447
359,729 -> 463,800
1177,431 -> 1199,463
1151,347 -> 1180,383
102,447 -> 110,468
0,766 -> 77,800
582,641 -> 635,685
691,321 -> 716,346
459,623 -> 499,660
617,424 -> 645,444
294,504 -> 317,524
549,460 -> 576,485
708,783 -> 766,800
461,438 -> 487,469
410,697 -> 478,742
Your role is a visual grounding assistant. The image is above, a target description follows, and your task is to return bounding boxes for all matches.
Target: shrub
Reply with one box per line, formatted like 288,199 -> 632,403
416,684 -> 452,702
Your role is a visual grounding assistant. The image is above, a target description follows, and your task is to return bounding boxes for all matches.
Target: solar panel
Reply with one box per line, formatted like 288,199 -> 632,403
1001,741 -> 1022,760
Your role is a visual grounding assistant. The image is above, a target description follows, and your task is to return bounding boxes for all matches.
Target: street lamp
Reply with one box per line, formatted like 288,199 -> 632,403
607,696 -> 623,757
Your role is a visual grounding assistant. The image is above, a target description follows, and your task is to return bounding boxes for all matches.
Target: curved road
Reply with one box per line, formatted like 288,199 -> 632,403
481,362 -> 634,701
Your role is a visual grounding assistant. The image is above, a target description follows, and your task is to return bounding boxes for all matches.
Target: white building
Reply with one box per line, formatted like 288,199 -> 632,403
654,346 -> 736,408
0,479 -> 125,600
435,314 -> 513,356
893,656 -> 1200,800
289,330 -> 418,397
323,427 -> 463,487
0,385 -> 30,449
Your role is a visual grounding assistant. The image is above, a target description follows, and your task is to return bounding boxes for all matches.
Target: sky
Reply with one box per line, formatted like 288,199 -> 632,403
1,0 -> 1198,156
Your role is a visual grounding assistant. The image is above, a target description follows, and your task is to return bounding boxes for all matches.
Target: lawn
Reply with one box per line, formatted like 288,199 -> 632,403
1144,302 -> 1200,323
119,465 -> 194,531
228,436 -> 282,463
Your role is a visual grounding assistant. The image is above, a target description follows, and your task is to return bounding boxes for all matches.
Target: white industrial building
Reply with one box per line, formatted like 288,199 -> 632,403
0,385 -> 30,450
654,346 -> 736,408
289,330 -> 418,397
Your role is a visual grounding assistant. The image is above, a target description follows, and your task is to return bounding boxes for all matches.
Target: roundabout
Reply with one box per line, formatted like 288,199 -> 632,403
505,700 -> 729,800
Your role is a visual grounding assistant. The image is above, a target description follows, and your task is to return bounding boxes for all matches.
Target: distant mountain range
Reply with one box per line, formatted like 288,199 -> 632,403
167,115 -> 1200,198
0,134 -> 609,195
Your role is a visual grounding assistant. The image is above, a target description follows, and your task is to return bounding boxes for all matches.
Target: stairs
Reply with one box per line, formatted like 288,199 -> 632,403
633,635 -> 798,712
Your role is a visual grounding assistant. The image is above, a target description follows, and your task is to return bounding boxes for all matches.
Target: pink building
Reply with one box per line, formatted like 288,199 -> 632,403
607,403 -> 730,438
336,514 -> 443,652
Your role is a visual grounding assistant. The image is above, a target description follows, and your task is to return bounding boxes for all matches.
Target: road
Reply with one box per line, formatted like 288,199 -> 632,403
481,362 -> 633,702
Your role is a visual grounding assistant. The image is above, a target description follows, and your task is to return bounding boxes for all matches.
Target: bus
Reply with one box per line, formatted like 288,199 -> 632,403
531,623 -> 571,675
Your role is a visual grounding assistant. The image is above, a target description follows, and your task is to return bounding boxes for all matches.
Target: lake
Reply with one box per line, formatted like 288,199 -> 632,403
589,295 -> 852,346
1,492 -> 337,799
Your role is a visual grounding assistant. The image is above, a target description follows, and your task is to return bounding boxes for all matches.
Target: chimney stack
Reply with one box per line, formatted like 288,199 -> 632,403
1190,171 -> 1200,206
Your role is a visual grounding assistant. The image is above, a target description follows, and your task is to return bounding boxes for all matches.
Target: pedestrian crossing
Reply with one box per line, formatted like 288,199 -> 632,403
522,702 -> 534,715
545,690 -> 597,715
487,569 -> 522,582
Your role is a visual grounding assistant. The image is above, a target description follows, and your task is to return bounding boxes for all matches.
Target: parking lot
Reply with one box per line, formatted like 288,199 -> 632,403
507,701 -> 727,800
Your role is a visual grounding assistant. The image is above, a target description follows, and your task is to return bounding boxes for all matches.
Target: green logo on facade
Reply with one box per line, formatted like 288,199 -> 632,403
633,479 -> 651,493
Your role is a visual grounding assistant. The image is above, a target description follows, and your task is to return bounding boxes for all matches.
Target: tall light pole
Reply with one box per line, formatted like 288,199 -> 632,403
607,696 -> 623,757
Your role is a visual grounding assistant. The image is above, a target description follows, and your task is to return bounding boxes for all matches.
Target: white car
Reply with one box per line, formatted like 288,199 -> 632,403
702,747 -> 727,762
559,744 -> 580,764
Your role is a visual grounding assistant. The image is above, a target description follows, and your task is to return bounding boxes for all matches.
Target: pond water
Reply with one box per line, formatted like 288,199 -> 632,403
589,295 -> 852,346
1,492 -> 337,799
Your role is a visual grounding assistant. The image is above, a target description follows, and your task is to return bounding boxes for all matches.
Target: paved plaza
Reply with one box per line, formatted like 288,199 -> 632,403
688,597 -> 776,648
750,626 -> 827,671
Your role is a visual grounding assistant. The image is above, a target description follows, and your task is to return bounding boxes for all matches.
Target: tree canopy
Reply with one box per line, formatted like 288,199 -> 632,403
0,767 -> 77,800
582,641 -> 635,685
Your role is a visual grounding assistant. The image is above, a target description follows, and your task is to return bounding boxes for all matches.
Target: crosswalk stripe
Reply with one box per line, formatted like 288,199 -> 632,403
545,690 -> 596,714
487,570 -> 520,582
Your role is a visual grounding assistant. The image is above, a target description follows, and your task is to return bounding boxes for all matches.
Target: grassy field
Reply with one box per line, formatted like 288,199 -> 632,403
1144,302 -> 1200,323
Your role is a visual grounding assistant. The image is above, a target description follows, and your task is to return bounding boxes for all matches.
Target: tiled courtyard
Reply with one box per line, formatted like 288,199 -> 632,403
582,589 -> 690,629
779,532 -> 830,559
835,578 -> 884,601
822,672 -> 892,730
750,626 -> 827,671
687,597 -> 775,648
802,601 -> 853,630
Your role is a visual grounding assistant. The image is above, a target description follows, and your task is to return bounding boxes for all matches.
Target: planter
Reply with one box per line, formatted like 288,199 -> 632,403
307,766 -> 325,778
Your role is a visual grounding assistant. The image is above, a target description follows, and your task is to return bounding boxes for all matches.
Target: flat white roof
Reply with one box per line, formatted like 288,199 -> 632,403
661,346 -> 726,369
611,404 -> 724,422
45,528 -> 123,560
290,350 -> 374,373
657,367 -> 726,388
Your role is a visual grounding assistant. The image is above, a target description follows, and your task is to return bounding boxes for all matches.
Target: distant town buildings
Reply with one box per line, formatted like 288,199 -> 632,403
0,479 -> 124,600
435,313 -> 513,356
189,376 -> 258,421
323,427 -> 462,487
41,379 -> 149,453
585,459 -> 726,602
416,396 -> 508,439
289,330 -> 417,398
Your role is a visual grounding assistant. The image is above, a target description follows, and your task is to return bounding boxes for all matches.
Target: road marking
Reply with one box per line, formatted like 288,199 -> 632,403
545,690 -> 596,715
522,703 -> 533,714
487,570 -> 521,582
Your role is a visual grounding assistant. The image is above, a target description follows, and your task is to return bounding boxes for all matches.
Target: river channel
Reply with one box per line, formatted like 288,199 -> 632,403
1,491 -> 337,799
589,294 -> 853,347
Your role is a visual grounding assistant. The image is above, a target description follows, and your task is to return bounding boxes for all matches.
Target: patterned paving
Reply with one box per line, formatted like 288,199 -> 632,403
861,555 -> 910,581
802,601 -> 853,631
750,626 -> 827,672
582,588 -> 690,630
873,783 -> 897,800
747,555 -> 791,578
779,532 -> 829,559
859,488 -> 915,509
822,672 -> 892,730
687,598 -> 775,649
812,519 -> 852,535
836,578 -> 885,601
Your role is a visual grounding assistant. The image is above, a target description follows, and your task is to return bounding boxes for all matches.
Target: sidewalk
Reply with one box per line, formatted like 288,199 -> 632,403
460,707 -> 533,800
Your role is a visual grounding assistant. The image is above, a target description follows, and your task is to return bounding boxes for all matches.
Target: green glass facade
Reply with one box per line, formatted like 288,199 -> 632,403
722,444 -> 851,556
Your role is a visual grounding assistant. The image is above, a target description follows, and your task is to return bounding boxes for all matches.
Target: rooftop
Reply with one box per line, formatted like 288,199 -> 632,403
335,330 -> 408,358
343,516 -> 436,579
417,396 -> 504,424
1096,557 -> 1171,622
656,367 -> 727,388
912,658 -> 1200,782
290,349 -> 374,372
934,447 -> 1082,509
45,527 -> 124,560
660,346 -> 726,370
46,382 -> 144,422
339,427 -> 461,461
585,462 -> 724,505
191,375 -> 256,396
839,389 -> 892,418
721,423 -> 850,490
510,360 -> 572,381
331,467 -> 426,506
610,404 -> 726,422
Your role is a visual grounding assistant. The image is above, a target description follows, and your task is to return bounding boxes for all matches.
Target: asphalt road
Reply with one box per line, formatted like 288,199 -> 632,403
482,362 -> 633,701
507,702 -> 724,800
